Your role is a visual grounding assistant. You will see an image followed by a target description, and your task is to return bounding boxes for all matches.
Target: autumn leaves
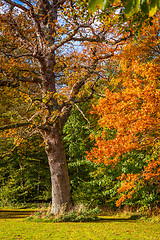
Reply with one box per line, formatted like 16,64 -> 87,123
87,14 -> 160,206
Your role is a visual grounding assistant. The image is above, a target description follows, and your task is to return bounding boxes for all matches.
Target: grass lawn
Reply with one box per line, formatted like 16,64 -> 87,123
0,210 -> 160,240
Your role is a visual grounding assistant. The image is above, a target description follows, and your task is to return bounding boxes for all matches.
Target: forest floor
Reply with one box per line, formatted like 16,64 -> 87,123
0,210 -> 160,239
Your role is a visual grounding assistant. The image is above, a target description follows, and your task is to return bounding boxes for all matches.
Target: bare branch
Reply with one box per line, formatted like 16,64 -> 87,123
72,75 -> 100,104
67,55 -> 99,102
0,122 -> 31,131
97,53 -> 114,60
74,103 -> 90,125
3,0 -> 29,12
29,5 -> 45,49
150,46 -> 160,54
41,0 -> 51,10
0,76 -> 42,86
72,33 -> 133,45
50,26 -> 80,51
1,51 -> 34,59
20,0 -> 32,8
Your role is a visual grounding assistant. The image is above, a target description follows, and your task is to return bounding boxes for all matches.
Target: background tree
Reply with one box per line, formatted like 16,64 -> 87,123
0,0 -> 132,213
89,0 -> 160,16
87,13 -> 160,207
0,135 -> 51,206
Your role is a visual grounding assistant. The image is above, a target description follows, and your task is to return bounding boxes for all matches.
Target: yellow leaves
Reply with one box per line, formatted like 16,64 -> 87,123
63,7 -> 67,12
42,91 -> 57,104
13,136 -> 24,147
149,3 -> 158,17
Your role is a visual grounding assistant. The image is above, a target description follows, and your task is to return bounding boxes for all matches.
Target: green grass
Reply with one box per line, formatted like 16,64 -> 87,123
0,211 -> 160,240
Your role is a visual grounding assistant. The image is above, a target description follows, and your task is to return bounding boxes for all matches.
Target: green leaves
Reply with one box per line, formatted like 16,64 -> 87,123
89,0 -> 104,11
88,0 -> 160,16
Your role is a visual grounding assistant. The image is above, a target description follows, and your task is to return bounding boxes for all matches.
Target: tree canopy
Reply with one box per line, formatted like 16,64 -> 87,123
0,0 -> 159,212
0,0 -> 134,213
87,14 -> 160,206
89,0 -> 160,16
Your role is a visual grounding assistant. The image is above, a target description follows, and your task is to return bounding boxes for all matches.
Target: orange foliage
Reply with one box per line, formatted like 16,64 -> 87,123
143,157 -> 160,181
87,14 -> 160,205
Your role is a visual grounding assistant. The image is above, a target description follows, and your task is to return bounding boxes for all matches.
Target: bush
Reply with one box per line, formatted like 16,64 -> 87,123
26,204 -> 101,222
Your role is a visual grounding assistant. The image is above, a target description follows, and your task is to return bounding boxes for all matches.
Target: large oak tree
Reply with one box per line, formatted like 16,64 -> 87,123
0,0 -> 132,213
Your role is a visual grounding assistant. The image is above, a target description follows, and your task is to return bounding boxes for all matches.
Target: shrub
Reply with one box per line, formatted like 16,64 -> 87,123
26,204 -> 101,222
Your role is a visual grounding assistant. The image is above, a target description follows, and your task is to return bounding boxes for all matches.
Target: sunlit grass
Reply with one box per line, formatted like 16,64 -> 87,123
0,210 -> 160,240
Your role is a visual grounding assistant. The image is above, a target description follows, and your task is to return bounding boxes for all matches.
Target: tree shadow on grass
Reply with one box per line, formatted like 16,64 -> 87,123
0,210 -> 35,219
0,210 -> 141,222
97,215 -> 141,222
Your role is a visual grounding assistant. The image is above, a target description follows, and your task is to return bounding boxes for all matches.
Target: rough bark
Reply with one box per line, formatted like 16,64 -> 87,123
41,124 -> 72,214
36,0 -> 73,214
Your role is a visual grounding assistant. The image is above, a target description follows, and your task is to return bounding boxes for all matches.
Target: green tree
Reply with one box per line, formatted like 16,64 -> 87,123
0,135 -> 51,206
89,0 -> 160,16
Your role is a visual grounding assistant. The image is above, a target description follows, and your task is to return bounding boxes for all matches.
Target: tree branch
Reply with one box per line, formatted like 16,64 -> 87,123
0,76 -> 42,86
29,5 -> 45,49
1,51 -> 34,59
74,103 -> 90,125
72,33 -> 133,45
0,122 -> 31,131
3,0 -> 29,12
50,26 -> 80,52
150,46 -> 160,55
3,17 -> 33,51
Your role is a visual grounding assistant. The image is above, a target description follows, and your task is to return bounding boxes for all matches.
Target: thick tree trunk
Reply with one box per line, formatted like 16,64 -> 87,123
37,0 -> 73,214
42,124 -> 73,214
